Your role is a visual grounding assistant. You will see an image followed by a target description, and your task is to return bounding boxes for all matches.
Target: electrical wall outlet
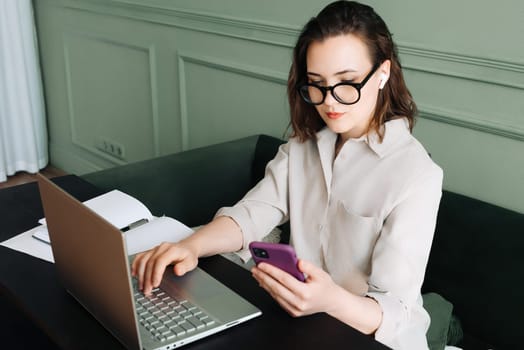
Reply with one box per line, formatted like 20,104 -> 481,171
95,136 -> 126,160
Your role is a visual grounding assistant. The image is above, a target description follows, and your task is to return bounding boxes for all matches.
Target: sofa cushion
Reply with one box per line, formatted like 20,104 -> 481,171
251,134 -> 286,187
422,191 -> 524,349
423,292 -> 461,350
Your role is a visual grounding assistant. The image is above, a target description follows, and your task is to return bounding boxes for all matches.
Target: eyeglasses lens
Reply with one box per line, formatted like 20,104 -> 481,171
302,84 -> 359,105
333,85 -> 359,104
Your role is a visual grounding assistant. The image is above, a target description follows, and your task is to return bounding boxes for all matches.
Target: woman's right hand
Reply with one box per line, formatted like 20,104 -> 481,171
131,241 -> 199,295
131,216 -> 244,295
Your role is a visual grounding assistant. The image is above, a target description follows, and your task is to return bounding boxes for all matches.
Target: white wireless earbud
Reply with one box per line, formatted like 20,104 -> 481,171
379,74 -> 388,89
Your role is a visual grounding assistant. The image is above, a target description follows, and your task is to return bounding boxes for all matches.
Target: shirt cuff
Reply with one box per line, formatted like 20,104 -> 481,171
366,291 -> 406,346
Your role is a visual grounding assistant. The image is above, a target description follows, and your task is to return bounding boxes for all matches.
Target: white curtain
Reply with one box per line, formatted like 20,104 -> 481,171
0,0 -> 48,182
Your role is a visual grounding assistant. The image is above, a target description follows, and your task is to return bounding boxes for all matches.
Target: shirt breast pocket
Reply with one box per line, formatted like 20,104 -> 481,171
329,201 -> 381,274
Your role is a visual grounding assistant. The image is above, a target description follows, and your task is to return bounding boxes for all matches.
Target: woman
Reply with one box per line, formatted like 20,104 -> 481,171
132,1 -> 443,349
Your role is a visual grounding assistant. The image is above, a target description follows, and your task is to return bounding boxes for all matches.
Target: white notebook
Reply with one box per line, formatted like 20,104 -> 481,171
32,190 -> 194,255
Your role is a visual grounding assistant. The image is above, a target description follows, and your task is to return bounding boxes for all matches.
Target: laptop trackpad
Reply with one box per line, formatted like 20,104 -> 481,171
160,267 -> 255,323
161,267 -> 218,298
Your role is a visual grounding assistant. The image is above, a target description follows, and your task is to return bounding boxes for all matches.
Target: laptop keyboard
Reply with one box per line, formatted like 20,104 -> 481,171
134,287 -> 216,342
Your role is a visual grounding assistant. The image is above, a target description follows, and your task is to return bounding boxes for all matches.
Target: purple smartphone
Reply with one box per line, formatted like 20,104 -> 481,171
249,242 -> 306,282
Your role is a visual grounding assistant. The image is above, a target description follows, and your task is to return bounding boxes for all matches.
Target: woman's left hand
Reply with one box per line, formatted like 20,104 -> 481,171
251,259 -> 340,317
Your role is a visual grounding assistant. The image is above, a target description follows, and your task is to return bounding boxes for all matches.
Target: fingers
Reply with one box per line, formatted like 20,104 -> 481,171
173,258 -> 196,276
143,244 -> 171,294
252,263 -> 297,294
297,259 -> 312,273
138,246 -> 159,294
257,262 -> 305,292
297,259 -> 321,281
252,264 -> 307,316
252,260 -> 333,317
131,242 -> 196,295
132,250 -> 152,291
252,263 -> 308,314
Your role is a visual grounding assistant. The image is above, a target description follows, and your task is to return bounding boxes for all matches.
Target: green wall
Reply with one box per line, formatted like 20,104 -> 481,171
33,0 -> 524,213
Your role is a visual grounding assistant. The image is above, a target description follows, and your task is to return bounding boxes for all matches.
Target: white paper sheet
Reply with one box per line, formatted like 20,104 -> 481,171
1,225 -> 55,263
124,216 -> 194,255
1,217 -> 195,264
39,190 -> 153,230
0,189 -> 190,263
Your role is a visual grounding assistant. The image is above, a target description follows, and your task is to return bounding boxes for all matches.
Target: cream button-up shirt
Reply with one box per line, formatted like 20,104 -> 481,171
217,118 -> 443,349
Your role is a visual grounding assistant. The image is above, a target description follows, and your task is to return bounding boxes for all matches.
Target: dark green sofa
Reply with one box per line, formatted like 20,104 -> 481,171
82,135 -> 524,350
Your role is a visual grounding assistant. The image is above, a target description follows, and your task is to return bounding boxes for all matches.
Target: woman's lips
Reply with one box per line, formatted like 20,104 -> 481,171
326,112 -> 343,120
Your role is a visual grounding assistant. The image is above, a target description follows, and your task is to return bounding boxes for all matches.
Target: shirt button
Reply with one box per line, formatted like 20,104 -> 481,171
318,224 -> 323,231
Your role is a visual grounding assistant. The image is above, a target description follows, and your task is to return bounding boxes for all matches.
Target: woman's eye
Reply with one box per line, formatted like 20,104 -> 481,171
309,80 -> 324,85
340,79 -> 355,84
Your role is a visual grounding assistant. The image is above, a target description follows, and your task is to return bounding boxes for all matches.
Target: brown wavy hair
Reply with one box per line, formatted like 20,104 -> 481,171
287,1 -> 417,142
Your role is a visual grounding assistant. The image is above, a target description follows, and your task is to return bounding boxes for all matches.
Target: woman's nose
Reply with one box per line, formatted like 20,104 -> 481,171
323,89 -> 337,106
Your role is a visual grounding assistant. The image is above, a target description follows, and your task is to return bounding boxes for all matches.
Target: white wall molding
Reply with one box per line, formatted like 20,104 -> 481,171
62,30 -> 161,161
55,0 -> 524,142
176,54 -> 189,151
57,0 -> 524,143
62,34 -> 127,166
178,52 -> 288,85
399,44 -> 523,73
418,104 -> 524,141
399,44 -> 524,89
177,51 -> 288,150
63,0 -> 524,90
64,0 -> 299,47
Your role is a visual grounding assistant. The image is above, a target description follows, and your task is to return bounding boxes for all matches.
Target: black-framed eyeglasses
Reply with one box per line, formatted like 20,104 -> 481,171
298,64 -> 379,105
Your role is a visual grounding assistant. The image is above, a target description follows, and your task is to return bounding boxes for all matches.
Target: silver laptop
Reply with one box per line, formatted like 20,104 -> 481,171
37,174 -> 261,350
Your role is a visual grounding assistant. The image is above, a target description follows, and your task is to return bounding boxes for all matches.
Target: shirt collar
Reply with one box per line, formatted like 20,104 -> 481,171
316,118 -> 412,158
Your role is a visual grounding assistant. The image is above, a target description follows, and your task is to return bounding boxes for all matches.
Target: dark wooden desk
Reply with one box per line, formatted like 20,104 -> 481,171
0,175 -> 389,349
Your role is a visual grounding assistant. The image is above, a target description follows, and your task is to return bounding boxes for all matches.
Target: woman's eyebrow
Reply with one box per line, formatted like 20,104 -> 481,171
306,72 -> 322,78
334,69 -> 358,75
307,68 -> 358,78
